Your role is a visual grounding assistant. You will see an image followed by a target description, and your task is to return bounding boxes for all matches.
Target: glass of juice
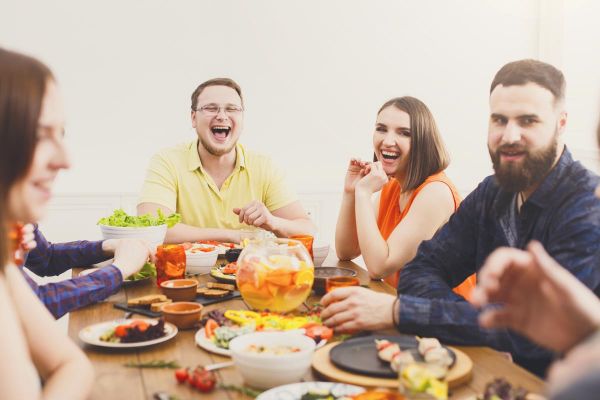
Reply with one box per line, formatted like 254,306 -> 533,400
325,276 -> 361,293
155,244 -> 186,286
290,234 -> 314,259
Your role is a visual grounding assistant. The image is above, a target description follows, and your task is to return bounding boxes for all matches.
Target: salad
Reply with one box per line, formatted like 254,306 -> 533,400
201,308 -> 333,350
127,261 -> 156,281
98,208 -> 181,228
100,319 -> 166,343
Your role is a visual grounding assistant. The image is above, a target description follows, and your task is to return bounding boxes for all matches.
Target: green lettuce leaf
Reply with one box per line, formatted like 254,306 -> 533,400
127,262 -> 157,281
98,209 -> 181,228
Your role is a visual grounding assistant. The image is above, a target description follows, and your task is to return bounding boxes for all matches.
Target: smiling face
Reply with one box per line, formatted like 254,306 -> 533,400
7,80 -> 70,222
191,85 -> 244,157
488,82 -> 566,193
373,105 -> 411,178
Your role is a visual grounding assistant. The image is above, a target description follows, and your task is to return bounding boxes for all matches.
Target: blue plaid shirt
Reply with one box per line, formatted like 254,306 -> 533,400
397,148 -> 600,375
21,227 -> 123,319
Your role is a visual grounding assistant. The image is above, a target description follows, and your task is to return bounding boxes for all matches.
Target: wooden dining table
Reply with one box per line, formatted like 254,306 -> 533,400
68,257 -> 545,400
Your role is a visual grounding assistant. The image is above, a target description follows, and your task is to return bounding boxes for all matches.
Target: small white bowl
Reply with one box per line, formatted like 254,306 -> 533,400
229,331 -> 316,389
185,250 -> 219,275
99,225 -> 167,250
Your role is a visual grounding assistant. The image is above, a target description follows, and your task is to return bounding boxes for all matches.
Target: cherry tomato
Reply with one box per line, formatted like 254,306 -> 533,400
192,368 -> 216,393
174,368 -> 189,384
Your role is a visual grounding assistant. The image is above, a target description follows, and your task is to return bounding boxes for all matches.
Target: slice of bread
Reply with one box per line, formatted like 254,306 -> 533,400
201,289 -> 230,298
206,282 -> 235,291
196,287 -> 210,295
150,300 -> 172,312
127,294 -> 168,306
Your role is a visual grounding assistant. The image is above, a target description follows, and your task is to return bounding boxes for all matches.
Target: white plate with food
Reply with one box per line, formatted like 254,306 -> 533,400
79,319 -> 177,348
256,381 -> 364,400
195,327 -> 234,356
184,240 -> 239,255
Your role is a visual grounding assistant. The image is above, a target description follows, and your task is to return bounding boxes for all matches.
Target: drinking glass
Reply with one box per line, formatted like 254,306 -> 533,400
290,234 -> 314,259
155,244 -> 186,286
325,276 -> 361,293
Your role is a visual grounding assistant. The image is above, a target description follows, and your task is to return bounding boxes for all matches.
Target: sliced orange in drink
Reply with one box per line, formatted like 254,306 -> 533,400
264,268 -> 294,286
239,283 -> 273,310
294,268 -> 314,286
266,282 -> 280,297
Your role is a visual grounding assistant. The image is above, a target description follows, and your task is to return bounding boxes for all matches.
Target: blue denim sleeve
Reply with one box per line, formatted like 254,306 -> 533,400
26,227 -> 110,277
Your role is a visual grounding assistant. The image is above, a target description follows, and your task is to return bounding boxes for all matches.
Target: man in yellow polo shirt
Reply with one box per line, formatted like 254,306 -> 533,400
137,78 -> 315,243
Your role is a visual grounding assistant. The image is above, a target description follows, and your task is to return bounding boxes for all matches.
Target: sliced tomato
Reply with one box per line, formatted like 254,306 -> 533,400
197,240 -> 220,246
130,320 -> 150,332
222,262 -> 238,275
303,322 -> 333,341
114,325 -> 129,338
204,319 -> 219,339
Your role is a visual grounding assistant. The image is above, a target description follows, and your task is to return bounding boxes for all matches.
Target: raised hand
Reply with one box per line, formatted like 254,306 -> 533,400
344,158 -> 370,194
355,161 -> 389,195
20,224 -> 37,252
472,241 -> 600,352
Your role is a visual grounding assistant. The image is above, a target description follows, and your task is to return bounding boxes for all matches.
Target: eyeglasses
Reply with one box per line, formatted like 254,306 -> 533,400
195,103 -> 244,116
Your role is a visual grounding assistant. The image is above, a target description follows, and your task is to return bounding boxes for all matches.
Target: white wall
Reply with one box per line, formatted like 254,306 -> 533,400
561,0 -> 600,170
3,0 -> 598,245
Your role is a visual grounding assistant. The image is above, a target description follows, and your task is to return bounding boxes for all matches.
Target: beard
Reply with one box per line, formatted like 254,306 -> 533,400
489,132 -> 558,193
199,135 -> 237,156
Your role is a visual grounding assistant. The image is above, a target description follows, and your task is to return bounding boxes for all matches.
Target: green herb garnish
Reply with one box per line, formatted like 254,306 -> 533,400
218,384 -> 262,398
124,360 -> 181,369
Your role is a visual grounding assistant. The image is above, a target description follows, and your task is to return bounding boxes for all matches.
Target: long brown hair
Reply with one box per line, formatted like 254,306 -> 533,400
376,96 -> 450,191
0,48 -> 53,269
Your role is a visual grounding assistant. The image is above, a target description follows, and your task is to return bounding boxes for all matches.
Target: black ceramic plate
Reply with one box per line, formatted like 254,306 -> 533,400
329,335 -> 456,378
209,266 -> 237,285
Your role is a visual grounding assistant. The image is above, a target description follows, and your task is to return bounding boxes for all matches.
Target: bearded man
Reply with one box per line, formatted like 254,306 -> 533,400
319,59 -> 600,377
138,78 -> 315,243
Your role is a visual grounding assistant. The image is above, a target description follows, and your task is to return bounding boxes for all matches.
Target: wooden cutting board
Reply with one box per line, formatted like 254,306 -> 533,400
312,342 -> 473,389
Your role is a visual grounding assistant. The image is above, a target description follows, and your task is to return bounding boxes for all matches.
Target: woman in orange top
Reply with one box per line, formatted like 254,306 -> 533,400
335,96 -> 475,299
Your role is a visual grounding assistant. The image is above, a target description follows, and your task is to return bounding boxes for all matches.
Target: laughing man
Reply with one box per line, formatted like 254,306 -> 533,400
138,78 -> 315,243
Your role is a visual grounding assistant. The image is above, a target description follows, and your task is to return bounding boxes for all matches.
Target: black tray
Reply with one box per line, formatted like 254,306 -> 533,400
196,290 -> 241,305
114,291 -> 241,317
114,303 -> 161,318
329,335 -> 456,378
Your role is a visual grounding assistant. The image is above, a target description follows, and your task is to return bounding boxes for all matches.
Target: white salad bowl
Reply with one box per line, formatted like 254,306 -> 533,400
99,224 -> 167,250
229,331 -> 316,389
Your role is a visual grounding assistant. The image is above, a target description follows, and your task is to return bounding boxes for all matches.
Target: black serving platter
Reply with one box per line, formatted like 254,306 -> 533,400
329,334 -> 456,378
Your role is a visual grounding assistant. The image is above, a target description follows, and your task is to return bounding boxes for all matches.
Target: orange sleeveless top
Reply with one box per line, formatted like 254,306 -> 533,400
376,171 -> 476,300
